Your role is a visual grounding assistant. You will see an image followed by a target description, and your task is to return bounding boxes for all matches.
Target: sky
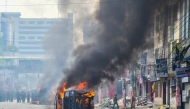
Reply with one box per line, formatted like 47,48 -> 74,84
0,0 -> 59,18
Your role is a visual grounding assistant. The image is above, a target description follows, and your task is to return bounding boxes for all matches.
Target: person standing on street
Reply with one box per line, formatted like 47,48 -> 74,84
27,91 -> 30,103
113,94 -> 119,109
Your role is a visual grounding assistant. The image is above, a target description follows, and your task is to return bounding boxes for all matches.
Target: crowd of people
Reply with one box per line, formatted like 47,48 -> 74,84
0,90 -> 31,103
0,91 -> 14,102
16,91 -> 30,103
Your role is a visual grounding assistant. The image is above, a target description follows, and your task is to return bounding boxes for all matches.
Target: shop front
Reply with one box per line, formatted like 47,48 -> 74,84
176,67 -> 190,109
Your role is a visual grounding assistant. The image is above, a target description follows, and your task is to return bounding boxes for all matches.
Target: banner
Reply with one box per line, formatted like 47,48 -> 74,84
156,58 -> 168,77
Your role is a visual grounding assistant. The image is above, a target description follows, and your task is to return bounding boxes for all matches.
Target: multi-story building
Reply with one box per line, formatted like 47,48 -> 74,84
3,12 -> 73,57
0,12 -> 73,90
153,0 -> 190,109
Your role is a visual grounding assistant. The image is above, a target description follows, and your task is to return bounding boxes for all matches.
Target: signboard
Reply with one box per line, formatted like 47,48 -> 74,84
176,68 -> 190,77
182,77 -> 189,83
182,90 -> 187,102
176,86 -> 181,106
156,58 -> 168,77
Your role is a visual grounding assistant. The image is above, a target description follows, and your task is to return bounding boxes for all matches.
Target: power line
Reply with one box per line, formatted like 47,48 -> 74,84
0,1 -> 125,7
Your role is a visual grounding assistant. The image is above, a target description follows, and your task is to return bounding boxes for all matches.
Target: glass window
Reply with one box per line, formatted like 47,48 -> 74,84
19,21 -> 26,24
19,46 -> 42,49
28,21 -> 35,24
37,36 -> 43,39
46,21 -> 53,24
19,52 -> 45,55
28,36 -> 35,39
19,31 -> 46,34
19,36 -> 26,39
19,41 -> 41,44
37,21 -> 44,25
19,26 -> 49,29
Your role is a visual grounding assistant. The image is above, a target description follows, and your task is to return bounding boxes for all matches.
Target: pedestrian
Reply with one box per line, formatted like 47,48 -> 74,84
22,91 -> 26,103
10,91 -> 13,102
18,91 -> 21,103
27,91 -> 30,103
16,91 -> 19,103
7,91 -> 10,102
113,94 -> 119,109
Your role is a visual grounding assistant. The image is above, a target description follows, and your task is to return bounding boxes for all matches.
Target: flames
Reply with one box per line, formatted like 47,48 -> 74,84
58,82 -> 67,98
84,90 -> 95,98
75,82 -> 88,90
58,81 -> 95,98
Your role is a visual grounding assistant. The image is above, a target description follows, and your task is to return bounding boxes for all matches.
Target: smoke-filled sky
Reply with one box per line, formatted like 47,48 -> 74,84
58,0 -> 158,89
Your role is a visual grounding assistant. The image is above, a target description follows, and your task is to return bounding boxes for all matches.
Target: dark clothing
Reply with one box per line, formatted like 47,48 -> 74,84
113,95 -> 119,108
21,92 -> 26,103
7,91 -> 10,102
17,91 -> 21,103
27,92 -> 30,103
113,95 -> 117,103
113,102 -> 119,108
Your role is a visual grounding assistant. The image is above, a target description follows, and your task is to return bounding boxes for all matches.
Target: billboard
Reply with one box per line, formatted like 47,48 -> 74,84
156,58 -> 168,77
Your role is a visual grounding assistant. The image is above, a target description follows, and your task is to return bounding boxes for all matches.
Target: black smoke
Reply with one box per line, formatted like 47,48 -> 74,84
59,0 -> 159,89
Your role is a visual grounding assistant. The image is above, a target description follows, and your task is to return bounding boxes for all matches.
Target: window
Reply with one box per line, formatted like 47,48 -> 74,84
19,26 -> 49,29
46,21 -> 53,24
37,21 -> 44,25
19,51 -> 45,55
19,21 -> 26,24
28,36 -> 35,39
19,41 -> 41,44
19,36 -> 26,40
19,46 -> 42,49
19,31 -> 46,34
37,36 -> 43,39
173,3 -> 178,23
28,21 -> 35,24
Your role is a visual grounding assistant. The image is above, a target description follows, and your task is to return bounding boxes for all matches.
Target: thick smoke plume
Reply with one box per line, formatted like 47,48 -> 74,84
39,19 -> 73,89
59,0 -> 159,89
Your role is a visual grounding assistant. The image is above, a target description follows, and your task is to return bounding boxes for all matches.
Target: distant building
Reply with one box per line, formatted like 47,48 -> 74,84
2,12 -> 73,57
0,12 -> 73,74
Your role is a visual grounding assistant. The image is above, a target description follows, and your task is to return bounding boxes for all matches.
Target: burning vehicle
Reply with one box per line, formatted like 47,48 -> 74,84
55,82 -> 95,109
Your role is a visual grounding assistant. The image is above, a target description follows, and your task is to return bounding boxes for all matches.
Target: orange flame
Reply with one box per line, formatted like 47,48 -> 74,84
58,82 -> 67,98
84,90 -> 95,98
75,82 -> 88,90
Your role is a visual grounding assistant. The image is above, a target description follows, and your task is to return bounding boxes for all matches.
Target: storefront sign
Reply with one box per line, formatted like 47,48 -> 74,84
156,58 -> 168,77
182,77 -> 189,83
182,90 -> 187,102
176,86 -> 181,106
176,68 -> 190,77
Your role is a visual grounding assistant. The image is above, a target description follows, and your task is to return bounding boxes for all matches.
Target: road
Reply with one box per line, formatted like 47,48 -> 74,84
0,102 -> 54,109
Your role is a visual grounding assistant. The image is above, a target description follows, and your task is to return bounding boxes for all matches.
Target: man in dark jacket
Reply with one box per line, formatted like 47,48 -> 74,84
27,91 -> 30,103
113,94 -> 119,108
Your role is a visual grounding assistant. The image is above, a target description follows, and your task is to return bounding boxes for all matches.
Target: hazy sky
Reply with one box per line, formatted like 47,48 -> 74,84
0,0 -> 61,18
